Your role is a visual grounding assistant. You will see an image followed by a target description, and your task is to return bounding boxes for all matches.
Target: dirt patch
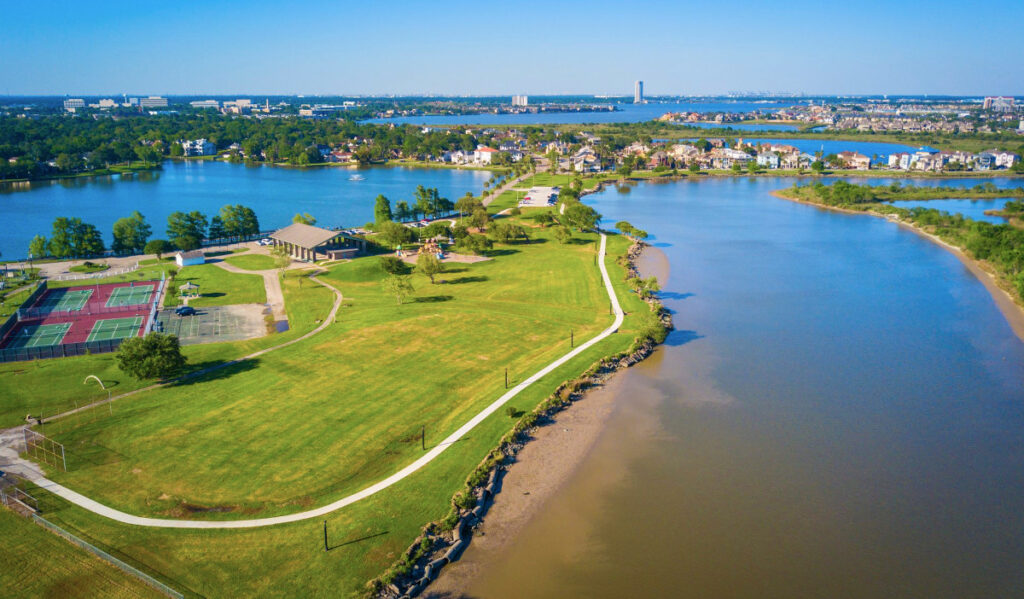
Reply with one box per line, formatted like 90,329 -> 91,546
180,502 -> 235,514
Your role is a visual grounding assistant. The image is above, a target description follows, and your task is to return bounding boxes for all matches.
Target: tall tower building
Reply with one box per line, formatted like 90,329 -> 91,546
634,80 -> 644,104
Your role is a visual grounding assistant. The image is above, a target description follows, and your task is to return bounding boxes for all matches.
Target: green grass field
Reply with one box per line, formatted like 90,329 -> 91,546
163,264 -> 266,308
7,223 -> 653,597
222,254 -> 276,270
0,510 -> 163,599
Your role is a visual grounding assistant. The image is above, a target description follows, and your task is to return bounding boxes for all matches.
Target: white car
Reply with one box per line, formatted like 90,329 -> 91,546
258,238 -> 272,246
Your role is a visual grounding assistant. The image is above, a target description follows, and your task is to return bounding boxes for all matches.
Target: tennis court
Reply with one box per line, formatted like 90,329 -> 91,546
105,284 -> 154,308
5,323 -> 72,349
34,289 -> 92,312
86,316 -> 144,342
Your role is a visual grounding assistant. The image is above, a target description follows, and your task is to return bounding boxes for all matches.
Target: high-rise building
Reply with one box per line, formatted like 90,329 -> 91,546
139,96 -> 168,108
634,80 -> 644,104
63,98 -> 85,111
983,96 -> 1015,112
511,95 -> 529,107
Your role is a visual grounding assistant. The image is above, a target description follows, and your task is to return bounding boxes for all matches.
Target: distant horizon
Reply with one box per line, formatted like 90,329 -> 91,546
1,93 -> 1018,100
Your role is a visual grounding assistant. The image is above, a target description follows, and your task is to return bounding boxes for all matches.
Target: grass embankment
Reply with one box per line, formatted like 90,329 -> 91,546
162,263 -> 266,307
69,262 -> 110,274
0,268 -> 332,428
777,181 -> 1024,305
222,254 -> 276,271
0,509 -> 163,599
21,225 -> 651,598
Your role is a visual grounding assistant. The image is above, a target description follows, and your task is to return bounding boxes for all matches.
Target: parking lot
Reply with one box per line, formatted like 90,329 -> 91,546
156,304 -> 267,345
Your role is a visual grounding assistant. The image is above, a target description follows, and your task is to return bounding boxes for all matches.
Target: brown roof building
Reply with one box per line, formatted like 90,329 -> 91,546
269,223 -> 366,261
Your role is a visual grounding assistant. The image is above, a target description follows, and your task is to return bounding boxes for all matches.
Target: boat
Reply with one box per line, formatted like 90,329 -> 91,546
349,174 -> 365,181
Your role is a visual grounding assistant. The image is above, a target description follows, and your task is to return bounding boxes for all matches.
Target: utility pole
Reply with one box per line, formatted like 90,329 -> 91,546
421,425 -> 425,450
505,367 -> 508,389
323,520 -> 328,552
570,328 -> 574,348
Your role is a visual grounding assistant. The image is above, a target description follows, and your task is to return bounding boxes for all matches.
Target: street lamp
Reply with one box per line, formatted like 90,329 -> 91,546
84,375 -> 113,415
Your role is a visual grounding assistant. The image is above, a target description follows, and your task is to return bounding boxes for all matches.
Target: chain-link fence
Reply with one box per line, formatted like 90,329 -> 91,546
32,514 -> 184,599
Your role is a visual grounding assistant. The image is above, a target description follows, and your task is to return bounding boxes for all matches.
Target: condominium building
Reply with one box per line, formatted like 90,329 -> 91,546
63,98 -> 85,111
511,95 -> 528,107
634,80 -> 644,104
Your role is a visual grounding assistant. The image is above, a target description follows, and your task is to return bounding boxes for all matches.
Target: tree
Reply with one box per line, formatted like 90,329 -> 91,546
553,225 -> 572,244
811,160 -> 825,173
207,215 -> 227,241
270,243 -> 292,270
380,255 -> 411,275
111,211 -> 151,255
455,192 -> 482,216
374,195 -> 393,224
48,217 -> 75,258
219,204 -> 259,240
28,234 -> 47,259
55,152 -> 82,173
381,275 -> 414,305
688,161 -> 700,173
116,333 -> 187,380
416,252 -> 443,283
488,222 -> 528,244
144,239 -> 173,260
293,212 -> 317,226
563,203 -> 601,231
167,211 -> 207,250
455,234 -> 492,255
615,221 -> 635,235
627,275 -> 661,299
469,208 -> 490,231
48,217 -> 104,258
394,201 -> 411,222
378,220 -> 415,248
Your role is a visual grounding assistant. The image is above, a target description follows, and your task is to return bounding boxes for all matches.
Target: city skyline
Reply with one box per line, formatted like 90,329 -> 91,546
3,0 -> 1023,96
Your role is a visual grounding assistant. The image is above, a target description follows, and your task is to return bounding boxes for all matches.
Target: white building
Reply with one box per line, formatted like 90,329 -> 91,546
983,96 -> 1015,112
190,100 -> 220,109
181,139 -> 216,156
63,98 -> 85,111
634,80 -> 644,104
511,95 -> 529,107
474,146 -> 499,165
139,96 -> 168,108
175,250 -> 205,267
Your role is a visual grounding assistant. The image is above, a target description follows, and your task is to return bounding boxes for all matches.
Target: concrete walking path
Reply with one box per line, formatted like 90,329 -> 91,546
16,235 -> 624,529
211,260 -> 288,322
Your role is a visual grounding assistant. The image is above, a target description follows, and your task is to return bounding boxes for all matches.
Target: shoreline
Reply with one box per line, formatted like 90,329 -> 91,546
425,245 -> 671,597
769,190 -> 1024,343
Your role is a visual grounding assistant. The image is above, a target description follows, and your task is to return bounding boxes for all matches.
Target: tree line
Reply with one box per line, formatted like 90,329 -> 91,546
27,204 -> 260,259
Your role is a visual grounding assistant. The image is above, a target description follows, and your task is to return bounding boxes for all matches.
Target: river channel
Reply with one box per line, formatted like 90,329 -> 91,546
448,176 -> 1024,598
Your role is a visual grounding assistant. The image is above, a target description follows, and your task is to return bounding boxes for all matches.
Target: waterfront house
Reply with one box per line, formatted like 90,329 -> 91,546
473,146 -> 499,165
756,153 -> 780,169
837,151 -> 871,170
181,139 -> 216,157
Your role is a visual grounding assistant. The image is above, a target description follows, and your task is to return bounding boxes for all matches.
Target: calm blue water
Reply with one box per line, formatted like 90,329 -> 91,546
364,101 -> 801,126
889,198 -> 1012,223
468,176 -> 1024,598
0,161 -> 488,259
678,122 -> 799,132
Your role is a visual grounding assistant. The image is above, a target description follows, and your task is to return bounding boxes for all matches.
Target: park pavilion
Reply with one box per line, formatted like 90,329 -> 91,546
269,223 -> 367,261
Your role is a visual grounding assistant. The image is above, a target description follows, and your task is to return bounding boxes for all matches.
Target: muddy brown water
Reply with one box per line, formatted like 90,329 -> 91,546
439,177 -> 1024,599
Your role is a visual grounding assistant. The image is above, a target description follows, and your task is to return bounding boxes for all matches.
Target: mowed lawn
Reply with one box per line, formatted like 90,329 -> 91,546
0,510 -> 163,599
29,232 -> 651,598
162,263 -> 266,307
0,268 -> 333,428
222,253 -> 276,271
43,226 -> 611,517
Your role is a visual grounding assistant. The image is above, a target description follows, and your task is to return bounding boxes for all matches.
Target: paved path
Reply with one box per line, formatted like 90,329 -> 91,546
212,260 -> 288,322
13,235 -> 624,529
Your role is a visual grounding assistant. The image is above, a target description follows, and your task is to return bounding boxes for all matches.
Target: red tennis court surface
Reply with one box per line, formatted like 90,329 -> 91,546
0,281 -> 157,350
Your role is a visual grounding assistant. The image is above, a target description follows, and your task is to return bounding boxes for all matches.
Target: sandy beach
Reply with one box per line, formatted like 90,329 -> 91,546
770,190 -> 1024,344
425,245 -> 670,597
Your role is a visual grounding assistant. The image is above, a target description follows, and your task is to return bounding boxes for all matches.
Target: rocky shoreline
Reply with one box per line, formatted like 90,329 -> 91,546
369,240 -> 673,599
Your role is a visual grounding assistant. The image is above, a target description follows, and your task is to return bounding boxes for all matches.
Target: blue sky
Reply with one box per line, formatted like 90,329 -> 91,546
2,0 -> 1021,96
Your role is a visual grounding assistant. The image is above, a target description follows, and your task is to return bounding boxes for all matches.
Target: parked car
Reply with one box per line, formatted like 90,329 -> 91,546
258,238 -> 272,246
175,306 -> 196,316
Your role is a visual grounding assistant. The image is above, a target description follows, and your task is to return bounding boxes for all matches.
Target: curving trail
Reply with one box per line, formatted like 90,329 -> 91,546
26,236 -> 624,529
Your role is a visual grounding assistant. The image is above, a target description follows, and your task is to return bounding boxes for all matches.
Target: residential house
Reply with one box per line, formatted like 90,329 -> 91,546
756,153 -> 780,169
837,151 -> 871,170
181,139 -> 216,156
474,146 -> 499,165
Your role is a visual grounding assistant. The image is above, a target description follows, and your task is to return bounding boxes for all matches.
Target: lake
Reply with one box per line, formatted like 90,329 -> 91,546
0,161 -> 489,260
458,176 -> 1024,598
364,101 -> 803,126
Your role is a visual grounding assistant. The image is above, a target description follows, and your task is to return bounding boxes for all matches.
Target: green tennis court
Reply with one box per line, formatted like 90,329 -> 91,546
86,316 -> 144,342
105,284 -> 154,308
36,289 -> 92,312
6,323 -> 72,349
